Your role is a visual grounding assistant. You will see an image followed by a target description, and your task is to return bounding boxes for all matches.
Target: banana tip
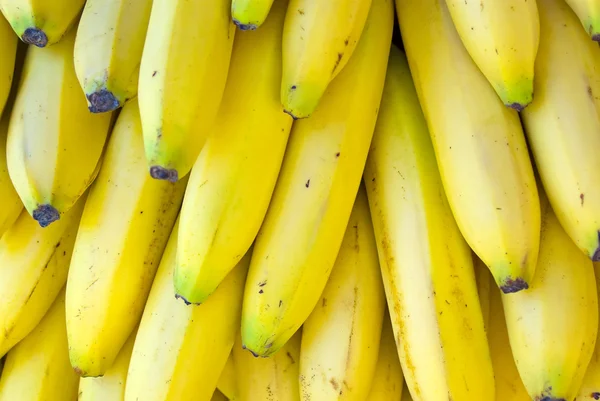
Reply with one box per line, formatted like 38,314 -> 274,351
591,392 -> 600,400
149,166 -> 178,182
233,19 -> 257,31
283,108 -> 301,120
592,33 -> 600,43
87,90 -> 120,113
32,205 -> 60,228
499,277 -> 529,294
174,294 -> 193,306
507,102 -> 526,112
21,28 -> 48,48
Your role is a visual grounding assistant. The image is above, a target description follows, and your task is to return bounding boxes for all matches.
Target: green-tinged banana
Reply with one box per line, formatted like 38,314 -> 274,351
66,99 -> 186,378
0,0 -> 84,47
0,111 -> 22,239
299,187 -> 385,401
212,390 -> 229,401
397,0 -> 540,293
0,13 -> 16,116
444,0 -> 539,109
175,0 -> 292,304
0,192 -> 85,358
241,0 -> 392,357
125,221 -> 249,401
474,255 -> 491,332
0,289 -> 79,401
138,0 -> 235,182
233,330 -> 301,401
280,0 -> 373,118
521,0 -> 600,262
77,327 -> 137,401
565,0 -> 600,41
502,194 -> 598,401
366,312 -> 404,401
363,46 -> 494,401
231,0 -> 276,30
74,0 -> 152,113
217,353 -> 238,401
7,27 -> 112,228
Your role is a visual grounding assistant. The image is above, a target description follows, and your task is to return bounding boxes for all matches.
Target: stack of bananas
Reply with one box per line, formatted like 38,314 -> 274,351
0,0 -> 599,399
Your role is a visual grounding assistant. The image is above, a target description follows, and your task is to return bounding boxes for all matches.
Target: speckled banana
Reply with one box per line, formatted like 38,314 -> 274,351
565,0 -> 600,41
0,13 -> 16,115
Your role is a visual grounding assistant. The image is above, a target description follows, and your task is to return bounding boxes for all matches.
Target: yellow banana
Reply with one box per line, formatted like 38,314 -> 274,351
444,0 -> 539,109
6,27 -> 112,228
565,0 -> 600,41
231,0 -> 277,30
0,289 -> 79,401
233,330 -> 301,401
0,193 -> 85,358
0,0 -> 84,47
0,111 -> 22,239
473,255 -> 491,332
175,0 -> 292,304
521,0 -> 600,262
77,327 -> 137,401
502,193 -> 598,401
366,312 -> 404,401
66,99 -> 186,377
138,0 -> 235,182
363,46 -> 494,401
241,0 -> 392,357
217,353 -> 238,401
124,221 -> 250,401
397,0 -> 540,294
0,13 -> 16,115
74,0 -> 152,113
280,0 -> 373,118
299,187 -> 385,401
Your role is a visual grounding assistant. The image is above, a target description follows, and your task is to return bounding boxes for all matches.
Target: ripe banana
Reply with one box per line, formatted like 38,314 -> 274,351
397,0 -> 540,294
299,187 -> 385,401
521,0 -> 600,262
241,0 -> 392,357
366,313 -> 404,401
0,289 -> 79,401
233,330 -> 301,401
444,0 -> 539,109
363,46 -> 494,401
473,255 -> 491,332
565,0 -> 600,41
125,221 -> 250,401
280,0 -> 373,118
231,0 -> 276,30
74,0 -> 153,113
66,99 -> 186,377
175,0 -> 292,304
0,0 -> 84,47
502,193 -> 599,401
0,193 -> 85,358
138,0 -> 235,182
0,111 -> 22,239
217,353 -> 238,401
7,27 -> 112,228
0,13 -> 16,115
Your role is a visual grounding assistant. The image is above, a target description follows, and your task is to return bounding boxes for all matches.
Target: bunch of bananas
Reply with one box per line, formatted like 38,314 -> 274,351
0,0 -> 599,400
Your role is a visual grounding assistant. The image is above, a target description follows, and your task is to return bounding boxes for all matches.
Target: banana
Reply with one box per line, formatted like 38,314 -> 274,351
0,111 -> 22,239
299,187 -> 385,401
402,387 -> 413,401
474,255 -> 491,332
241,0 -> 392,357
502,193 -> 598,401
138,0 -> 235,182
66,99 -> 186,377
231,0 -> 276,30
0,192 -> 85,358
233,329 -> 301,401
397,0 -> 540,294
366,313 -> 404,401
0,289 -> 79,401
444,0 -> 539,109
363,46 -> 494,401
217,353 -> 238,401
6,27 -> 112,228
521,0 -> 600,262
74,0 -> 153,113
0,13 -> 16,116
175,0 -> 292,304
77,327 -> 137,401
280,0 -> 373,118
125,221 -> 250,401
565,0 -> 600,41
0,0 -> 84,47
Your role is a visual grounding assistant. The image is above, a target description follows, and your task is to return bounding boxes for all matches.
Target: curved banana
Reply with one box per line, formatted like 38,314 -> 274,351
74,0 -> 153,113
0,289 -> 79,401
66,99 -> 186,378
6,27 -> 112,228
0,13 -> 16,115
175,0 -> 292,304
0,192 -> 85,358
241,0 -> 392,357
502,194 -> 598,401
565,0 -> 600,41
0,111 -> 22,239
233,330 -> 301,401
299,187 -> 385,401
363,46 -> 494,401
217,353 -> 238,401
231,0 -> 276,30
280,0 -> 373,118
138,0 -> 235,182
397,0 -> 540,294
0,0 -> 84,47
445,0 -> 539,109
521,0 -> 600,262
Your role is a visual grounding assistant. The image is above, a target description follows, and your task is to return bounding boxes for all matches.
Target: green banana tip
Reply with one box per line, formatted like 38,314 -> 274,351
507,102 -> 526,113
21,28 -> 48,48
